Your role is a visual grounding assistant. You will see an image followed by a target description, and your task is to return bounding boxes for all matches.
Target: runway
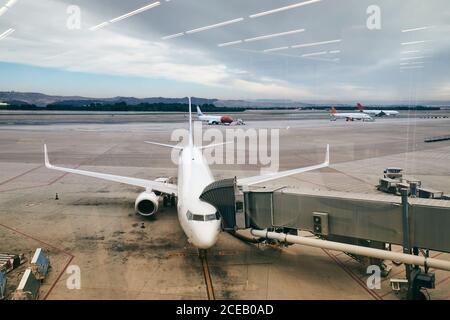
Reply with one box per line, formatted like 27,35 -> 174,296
0,111 -> 449,300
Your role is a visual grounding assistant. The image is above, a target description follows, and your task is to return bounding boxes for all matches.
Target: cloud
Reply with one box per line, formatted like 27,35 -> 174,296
0,1 -> 229,85
232,78 -> 313,99
0,0 -> 449,101
433,82 -> 450,99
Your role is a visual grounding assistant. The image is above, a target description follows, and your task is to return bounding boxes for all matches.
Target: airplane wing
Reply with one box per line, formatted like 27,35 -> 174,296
237,145 -> 330,186
44,145 -> 177,195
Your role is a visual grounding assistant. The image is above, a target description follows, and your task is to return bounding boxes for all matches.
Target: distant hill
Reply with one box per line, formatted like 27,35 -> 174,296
0,92 -> 91,107
0,92 -> 218,108
0,91 -> 310,109
1,91 -> 448,109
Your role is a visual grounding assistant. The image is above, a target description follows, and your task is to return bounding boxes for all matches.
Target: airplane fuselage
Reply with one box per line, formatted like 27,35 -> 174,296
177,145 -> 221,249
356,104 -> 399,117
331,112 -> 373,121
198,114 -> 233,125
361,110 -> 399,117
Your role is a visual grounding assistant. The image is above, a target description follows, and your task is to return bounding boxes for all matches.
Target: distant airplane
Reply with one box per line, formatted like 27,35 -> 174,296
357,103 -> 399,117
44,97 -> 330,249
197,106 -> 234,125
330,107 -> 374,122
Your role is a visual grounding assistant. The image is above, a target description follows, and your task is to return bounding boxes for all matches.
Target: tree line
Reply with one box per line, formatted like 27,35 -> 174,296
0,102 -> 443,111
0,102 -> 246,112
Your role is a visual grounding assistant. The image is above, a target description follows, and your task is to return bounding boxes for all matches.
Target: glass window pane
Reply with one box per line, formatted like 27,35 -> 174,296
193,215 -> 204,222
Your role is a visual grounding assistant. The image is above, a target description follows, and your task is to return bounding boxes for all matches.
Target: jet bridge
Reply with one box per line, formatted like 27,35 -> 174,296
200,178 -> 450,253
200,178 -> 450,299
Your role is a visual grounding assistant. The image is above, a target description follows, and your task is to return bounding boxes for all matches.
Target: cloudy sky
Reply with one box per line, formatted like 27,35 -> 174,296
0,0 -> 449,102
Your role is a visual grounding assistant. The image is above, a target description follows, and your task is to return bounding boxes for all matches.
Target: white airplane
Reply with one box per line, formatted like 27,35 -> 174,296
329,107 -> 374,122
357,103 -> 399,117
44,98 -> 330,249
196,106 -> 234,125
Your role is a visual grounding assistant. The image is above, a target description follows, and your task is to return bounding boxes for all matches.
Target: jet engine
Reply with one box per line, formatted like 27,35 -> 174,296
135,191 -> 161,217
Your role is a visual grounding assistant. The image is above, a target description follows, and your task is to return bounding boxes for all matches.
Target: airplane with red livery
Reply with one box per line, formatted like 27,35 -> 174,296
196,106 -> 234,125
357,103 -> 399,117
329,107 -> 374,122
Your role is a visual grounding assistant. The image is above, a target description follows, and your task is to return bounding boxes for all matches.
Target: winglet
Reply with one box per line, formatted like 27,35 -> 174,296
324,144 -> 330,166
44,144 -> 52,168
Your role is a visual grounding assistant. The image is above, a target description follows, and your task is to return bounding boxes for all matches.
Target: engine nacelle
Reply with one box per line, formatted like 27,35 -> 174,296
135,192 -> 161,217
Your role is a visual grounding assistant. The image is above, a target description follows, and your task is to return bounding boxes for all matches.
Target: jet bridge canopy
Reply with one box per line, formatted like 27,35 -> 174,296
200,178 -> 237,231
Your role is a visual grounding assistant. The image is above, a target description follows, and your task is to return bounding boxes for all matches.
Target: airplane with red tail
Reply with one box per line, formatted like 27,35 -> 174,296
196,106 -> 234,125
330,107 -> 374,122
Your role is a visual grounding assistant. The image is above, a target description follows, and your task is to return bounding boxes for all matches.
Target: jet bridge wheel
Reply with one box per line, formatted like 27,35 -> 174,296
261,228 -> 298,247
412,291 -> 428,300
227,230 -> 265,244
163,195 -> 177,207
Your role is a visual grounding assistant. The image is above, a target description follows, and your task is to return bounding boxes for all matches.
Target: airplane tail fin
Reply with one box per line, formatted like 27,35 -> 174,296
44,144 -> 52,168
188,97 -> 193,147
196,106 -> 204,116
330,107 -> 337,115
356,103 -> 364,112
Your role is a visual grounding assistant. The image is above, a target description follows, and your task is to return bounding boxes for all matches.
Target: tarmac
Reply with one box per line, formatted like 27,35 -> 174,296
0,110 -> 449,300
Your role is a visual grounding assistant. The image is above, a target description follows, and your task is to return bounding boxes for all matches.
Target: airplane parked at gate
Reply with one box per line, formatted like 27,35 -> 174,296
196,106 -> 234,125
44,98 -> 329,249
329,107 -> 374,122
357,103 -> 399,117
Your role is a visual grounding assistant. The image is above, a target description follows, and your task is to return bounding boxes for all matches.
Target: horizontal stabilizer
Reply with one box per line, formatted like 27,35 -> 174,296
199,141 -> 233,150
144,141 -> 184,150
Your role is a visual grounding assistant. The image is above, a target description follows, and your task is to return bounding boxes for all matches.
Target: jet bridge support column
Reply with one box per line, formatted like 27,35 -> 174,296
401,189 -> 412,279
401,189 -> 436,300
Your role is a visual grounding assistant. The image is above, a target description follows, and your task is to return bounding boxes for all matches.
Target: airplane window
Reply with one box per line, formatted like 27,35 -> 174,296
205,213 -> 219,221
192,214 -> 205,222
188,211 -> 220,221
